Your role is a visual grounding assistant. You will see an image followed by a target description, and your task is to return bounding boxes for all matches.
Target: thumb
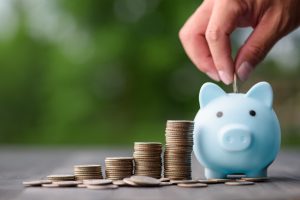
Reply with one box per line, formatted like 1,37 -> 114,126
235,17 -> 280,81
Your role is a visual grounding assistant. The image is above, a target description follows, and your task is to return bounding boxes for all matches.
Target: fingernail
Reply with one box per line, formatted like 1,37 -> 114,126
237,61 -> 253,81
218,70 -> 232,85
206,72 -> 220,82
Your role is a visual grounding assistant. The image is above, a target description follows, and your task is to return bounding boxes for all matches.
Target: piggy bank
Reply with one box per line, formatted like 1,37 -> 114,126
193,82 -> 281,179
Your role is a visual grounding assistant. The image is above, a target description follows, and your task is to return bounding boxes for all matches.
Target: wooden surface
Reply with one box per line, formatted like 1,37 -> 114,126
1,146 -> 300,200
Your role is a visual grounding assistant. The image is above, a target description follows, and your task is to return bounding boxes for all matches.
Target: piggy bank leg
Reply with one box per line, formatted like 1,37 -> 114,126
246,168 -> 267,178
205,168 -> 226,179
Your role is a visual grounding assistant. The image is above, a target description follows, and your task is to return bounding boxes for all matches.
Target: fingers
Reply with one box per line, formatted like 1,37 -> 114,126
179,0 -> 220,81
206,0 -> 247,84
181,0 -> 298,83
235,16 -> 279,81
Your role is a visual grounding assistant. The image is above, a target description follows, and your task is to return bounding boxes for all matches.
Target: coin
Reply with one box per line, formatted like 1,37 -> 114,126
86,184 -> 119,190
130,176 -> 160,186
177,183 -> 208,188
23,180 -> 52,186
47,174 -> 75,181
160,182 -> 173,186
170,180 -> 198,184
83,179 -> 112,185
241,177 -> 269,182
77,176 -> 103,180
77,184 -> 87,188
42,183 -> 59,188
233,73 -> 238,93
159,177 -> 170,182
123,178 -> 138,186
134,142 -> 162,146
225,181 -> 255,186
112,180 -> 127,186
55,181 -> 79,187
166,120 -> 194,126
74,164 -> 101,168
198,179 -> 230,184
105,157 -> 134,160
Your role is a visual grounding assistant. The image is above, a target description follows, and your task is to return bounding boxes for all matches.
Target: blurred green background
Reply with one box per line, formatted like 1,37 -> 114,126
0,0 -> 300,146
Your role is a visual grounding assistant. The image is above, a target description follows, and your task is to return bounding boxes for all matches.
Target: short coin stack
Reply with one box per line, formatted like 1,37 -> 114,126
164,120 -> 194,180
133,142 -> 162,179
74,165 -> 103,180
105,157 -> 134,180
47,174 -> 75,182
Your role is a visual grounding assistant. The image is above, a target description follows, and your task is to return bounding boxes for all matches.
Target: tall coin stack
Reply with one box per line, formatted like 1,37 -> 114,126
105,157 -> 134,180
74,165 -> 103,180
164,120 -> 194,180
133,142 -> 162,179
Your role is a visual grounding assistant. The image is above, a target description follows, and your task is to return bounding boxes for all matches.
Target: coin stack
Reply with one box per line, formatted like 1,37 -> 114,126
74,165 -> 103,180
133,142 -> 162,179
105,157 -> 134,180
164,120 -> 194,180
47,174 -> 75,182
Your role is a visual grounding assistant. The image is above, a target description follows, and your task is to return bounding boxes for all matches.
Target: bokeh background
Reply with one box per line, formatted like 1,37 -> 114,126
0,0 -> 300,146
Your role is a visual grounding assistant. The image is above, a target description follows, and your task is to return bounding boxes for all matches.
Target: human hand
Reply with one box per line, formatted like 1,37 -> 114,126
179,0 -> 300,84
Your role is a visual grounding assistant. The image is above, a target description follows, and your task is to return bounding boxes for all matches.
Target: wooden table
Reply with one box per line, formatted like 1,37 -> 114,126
1,146 -> 300,200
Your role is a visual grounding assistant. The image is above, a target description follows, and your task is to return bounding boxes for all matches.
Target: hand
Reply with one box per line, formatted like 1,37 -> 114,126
179,0 -> 300,84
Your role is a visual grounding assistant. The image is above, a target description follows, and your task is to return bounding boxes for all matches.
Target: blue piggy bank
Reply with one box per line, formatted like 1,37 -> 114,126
193,82 -> 281,179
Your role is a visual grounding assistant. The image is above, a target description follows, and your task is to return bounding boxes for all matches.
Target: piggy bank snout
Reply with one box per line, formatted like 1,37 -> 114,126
218,124 -> 252,152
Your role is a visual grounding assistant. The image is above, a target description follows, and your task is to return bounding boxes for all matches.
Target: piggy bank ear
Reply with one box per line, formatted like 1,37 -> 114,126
246,82 -> 273,108
199,82 -> 226,108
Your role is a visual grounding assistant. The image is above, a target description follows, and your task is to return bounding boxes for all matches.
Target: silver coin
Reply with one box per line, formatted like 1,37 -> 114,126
225,181 -> 255,186
233,73 -> 238,93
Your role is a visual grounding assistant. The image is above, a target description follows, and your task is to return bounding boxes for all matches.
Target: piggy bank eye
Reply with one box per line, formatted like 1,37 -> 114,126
249,110 -> 256,117
216,111 -> 223,118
